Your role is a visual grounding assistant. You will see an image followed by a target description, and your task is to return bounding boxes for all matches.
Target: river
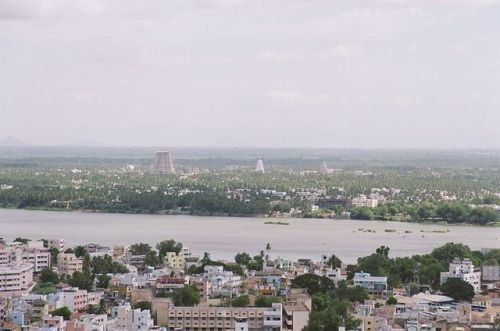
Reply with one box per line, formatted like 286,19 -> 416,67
0,209 -> 498,263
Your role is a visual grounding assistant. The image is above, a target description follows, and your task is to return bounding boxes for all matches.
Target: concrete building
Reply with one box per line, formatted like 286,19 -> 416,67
125,253 -> 147,270
481,266 -> 500,283
440,258 -> 482,293
42,315 -> 66,330
109,303 -> 153,331
62,288 -> 87,311
22,247 -> 51,272
164,251 -> 185,271
352,195 -> 379,208
57,253 -> 83,276
353,272 -> 388,294
0,249 -> 9,266
0,302 -> 6,328
190,277 -> 212,303
204,265 -> 241,298
165,303 -> 282,331
66,313 -> 107,331
111,303 -> 133,330
324,267 -> 348,285
152,297 -> 174,326
47,239 -> 65,251
0,243 -> 50,273
155,276 -> 186,294
151,150 -> 175,175
0,262 -> 34,293
133,308 -> 154,330
47,287 -> 103,312
282,289 -> 311,331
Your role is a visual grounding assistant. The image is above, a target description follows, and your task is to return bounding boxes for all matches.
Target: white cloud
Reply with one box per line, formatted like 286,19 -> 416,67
255,50 -> 302,62
0,0 -> 498,147
0,0 -> 104,19
314,45 -> 358,58
437,0 -> 500,7
266,90 -> 330,106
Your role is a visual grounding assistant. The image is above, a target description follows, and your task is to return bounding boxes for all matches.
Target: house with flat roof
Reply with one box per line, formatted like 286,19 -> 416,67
353,272 -> 388,294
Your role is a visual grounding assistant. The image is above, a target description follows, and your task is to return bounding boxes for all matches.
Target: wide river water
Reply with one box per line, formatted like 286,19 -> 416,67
0,209 -> 498,263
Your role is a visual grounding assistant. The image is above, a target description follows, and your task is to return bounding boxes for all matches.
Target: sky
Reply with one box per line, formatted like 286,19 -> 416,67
0,0 -> 499,148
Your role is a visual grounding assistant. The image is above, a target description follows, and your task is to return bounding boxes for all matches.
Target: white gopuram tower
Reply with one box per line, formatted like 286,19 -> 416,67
255,158 -> 265,173
151,151 -> 175,175
319,161 -> 330,174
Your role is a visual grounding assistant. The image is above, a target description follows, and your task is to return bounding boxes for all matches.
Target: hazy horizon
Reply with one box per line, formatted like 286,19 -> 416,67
1,0 -> 499,148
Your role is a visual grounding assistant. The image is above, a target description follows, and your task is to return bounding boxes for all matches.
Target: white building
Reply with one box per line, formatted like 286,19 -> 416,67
47,287 -> 103,311
324,267 -> 347,285
108,303 -> 153,331
440,258 -> 481,293
353,272 -> 387,294
352,195 -> 379,208
23,247 -> 51,272
109,303 -> 133,330
1,244 -> 50,273
132,308 -> 153,330
204,265 -> 241,298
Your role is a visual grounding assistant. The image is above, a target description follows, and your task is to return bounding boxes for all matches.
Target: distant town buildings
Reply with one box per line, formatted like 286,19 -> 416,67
352,195 -> 379,208
1,236 -> 499,331
151,150 -> 175,175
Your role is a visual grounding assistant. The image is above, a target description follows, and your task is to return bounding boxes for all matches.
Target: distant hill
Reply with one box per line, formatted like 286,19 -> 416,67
0,136 -> 30,146
69,141 -> 112,147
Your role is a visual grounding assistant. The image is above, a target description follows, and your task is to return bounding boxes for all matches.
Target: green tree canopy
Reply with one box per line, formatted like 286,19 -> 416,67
133,300 -> 152,311
291,274 -> 335,296
40,268 -> 59,284
327,255 -> 342,268
14,237 -> 30,244
254,296 -> 281,307
130,243 -> 153,255
68,271 -> 94,291
441,278 -> 475,302
96,274 -> 111,289
234,252 -> 252,266
231,295 -> 250,307
431,243 -> 472,268
173,285 -> 200,307
52,307 -> 72,320
156,239 -> 183,259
